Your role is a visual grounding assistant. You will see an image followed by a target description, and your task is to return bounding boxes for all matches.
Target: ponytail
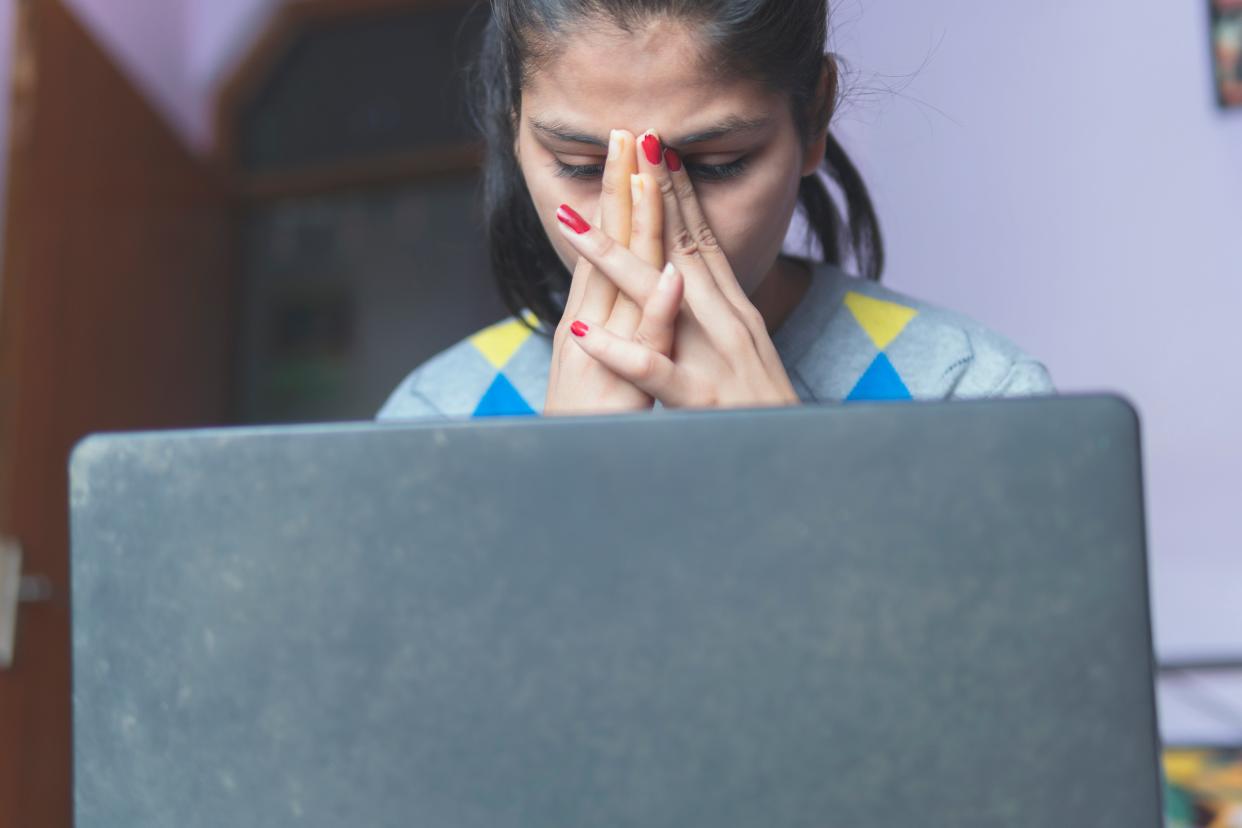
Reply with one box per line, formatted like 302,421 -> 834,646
797,131 -> 885,282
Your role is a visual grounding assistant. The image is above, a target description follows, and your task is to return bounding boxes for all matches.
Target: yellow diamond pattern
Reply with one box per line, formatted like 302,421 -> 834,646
844,292 -> 918,351
469,316 -> 536,369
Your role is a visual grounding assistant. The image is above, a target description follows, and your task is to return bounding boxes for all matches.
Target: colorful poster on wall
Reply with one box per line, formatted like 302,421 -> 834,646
1211,0 -> 1242,107
1164,747 -> 1242,827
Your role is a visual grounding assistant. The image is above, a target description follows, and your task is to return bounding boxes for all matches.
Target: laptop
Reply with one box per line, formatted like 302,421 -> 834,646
69,394 -> 1163,828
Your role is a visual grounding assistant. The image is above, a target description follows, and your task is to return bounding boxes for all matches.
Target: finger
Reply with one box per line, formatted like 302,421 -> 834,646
579,129 -> 634,322
666,150 -> 791,377
602,171 -> 665,337
628,173 -> 664,269
640,132 -> 731,305
562,200 -> 604,321
663,147 -> 754,315
639,131 -> 741,338
633,262 -> 683,358
568,319 -> 694,408
664,150 -> 787,371
601,135 -> 650,337
638,130 -> 693,279
555,202 -> 661,306
600,130 -> 635,250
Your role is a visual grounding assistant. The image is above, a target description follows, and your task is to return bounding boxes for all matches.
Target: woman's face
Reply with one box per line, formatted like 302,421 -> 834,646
514,17 -> 826,296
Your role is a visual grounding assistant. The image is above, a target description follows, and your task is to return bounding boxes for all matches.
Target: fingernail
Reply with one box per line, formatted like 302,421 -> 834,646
557,204 -> 590,234
664,147 -> 682,172
608,130 -> 622,161
630,174 -> 643,206
657,262 -> 677,292
641,133 -> 663,165
571,321 -> 590,337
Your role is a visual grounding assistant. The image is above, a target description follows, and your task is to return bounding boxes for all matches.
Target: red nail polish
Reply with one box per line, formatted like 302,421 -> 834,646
664,147 -> 682,172
557,204 -> 590,234
642,134 -> 663,165
571,321 -> 589,337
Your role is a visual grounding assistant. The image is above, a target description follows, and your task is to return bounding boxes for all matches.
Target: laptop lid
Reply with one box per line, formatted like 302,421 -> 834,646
69,395 -> 1162,827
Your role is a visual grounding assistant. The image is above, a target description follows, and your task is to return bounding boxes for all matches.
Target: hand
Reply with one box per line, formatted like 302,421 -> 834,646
543,130 -> 668,415
554,132 -> 800,410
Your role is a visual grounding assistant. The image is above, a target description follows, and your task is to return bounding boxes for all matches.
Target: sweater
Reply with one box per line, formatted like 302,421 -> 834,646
375,259 -> 1054,421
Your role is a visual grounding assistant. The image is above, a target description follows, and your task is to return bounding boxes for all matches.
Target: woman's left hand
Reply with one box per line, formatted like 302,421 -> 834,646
553,135 -> 800,410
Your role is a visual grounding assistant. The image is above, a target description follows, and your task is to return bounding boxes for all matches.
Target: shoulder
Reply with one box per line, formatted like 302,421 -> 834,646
375,312 -> 552,421
789,265 -> 1055,402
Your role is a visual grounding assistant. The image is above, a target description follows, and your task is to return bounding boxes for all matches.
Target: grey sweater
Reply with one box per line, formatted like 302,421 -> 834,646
376,259 -> 1053,421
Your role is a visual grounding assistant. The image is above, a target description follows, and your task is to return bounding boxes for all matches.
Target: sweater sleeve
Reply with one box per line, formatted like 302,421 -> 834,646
987,359 -> 1056,398
374,369 -> 444,422
947,329 -> 1056,400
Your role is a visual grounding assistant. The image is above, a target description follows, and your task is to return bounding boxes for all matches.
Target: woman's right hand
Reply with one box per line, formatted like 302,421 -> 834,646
543,129 -> 666,415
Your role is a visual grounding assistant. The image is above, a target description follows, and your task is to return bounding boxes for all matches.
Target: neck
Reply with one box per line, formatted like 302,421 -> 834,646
749,255 -> 813,335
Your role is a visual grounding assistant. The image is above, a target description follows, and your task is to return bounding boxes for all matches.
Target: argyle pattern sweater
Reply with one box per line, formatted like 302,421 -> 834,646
375,261 -> 1054,421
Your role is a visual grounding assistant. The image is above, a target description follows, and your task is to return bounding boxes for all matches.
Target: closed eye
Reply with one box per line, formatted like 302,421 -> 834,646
553,157 -> 749,183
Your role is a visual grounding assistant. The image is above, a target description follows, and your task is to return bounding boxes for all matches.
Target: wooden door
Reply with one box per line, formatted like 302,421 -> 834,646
0,2 -> 234,825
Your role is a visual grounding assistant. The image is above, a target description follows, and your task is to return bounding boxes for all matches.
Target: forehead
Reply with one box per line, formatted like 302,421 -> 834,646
522,17 -> 777,136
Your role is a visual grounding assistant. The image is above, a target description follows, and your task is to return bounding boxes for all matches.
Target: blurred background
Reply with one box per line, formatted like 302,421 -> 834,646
0,0 -> 1237,824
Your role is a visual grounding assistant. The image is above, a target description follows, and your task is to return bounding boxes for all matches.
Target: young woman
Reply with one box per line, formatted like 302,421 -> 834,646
377,0 -> 1053,421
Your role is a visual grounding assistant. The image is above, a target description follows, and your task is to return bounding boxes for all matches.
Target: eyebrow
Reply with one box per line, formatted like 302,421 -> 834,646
529,114 -> 772,149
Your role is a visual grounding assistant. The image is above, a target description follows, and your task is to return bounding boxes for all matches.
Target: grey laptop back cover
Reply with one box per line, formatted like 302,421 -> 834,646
69,395 -> 1162,828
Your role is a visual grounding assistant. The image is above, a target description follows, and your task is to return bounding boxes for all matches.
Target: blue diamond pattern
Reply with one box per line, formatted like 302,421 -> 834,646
846,353 -> 912,402
473,373 -> 537,418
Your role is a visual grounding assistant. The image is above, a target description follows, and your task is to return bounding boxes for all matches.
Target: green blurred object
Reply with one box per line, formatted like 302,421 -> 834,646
270,355 -> 349,403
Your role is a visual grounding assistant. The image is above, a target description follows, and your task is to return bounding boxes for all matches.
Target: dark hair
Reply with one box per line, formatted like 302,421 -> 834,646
467,0 -> 884,336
